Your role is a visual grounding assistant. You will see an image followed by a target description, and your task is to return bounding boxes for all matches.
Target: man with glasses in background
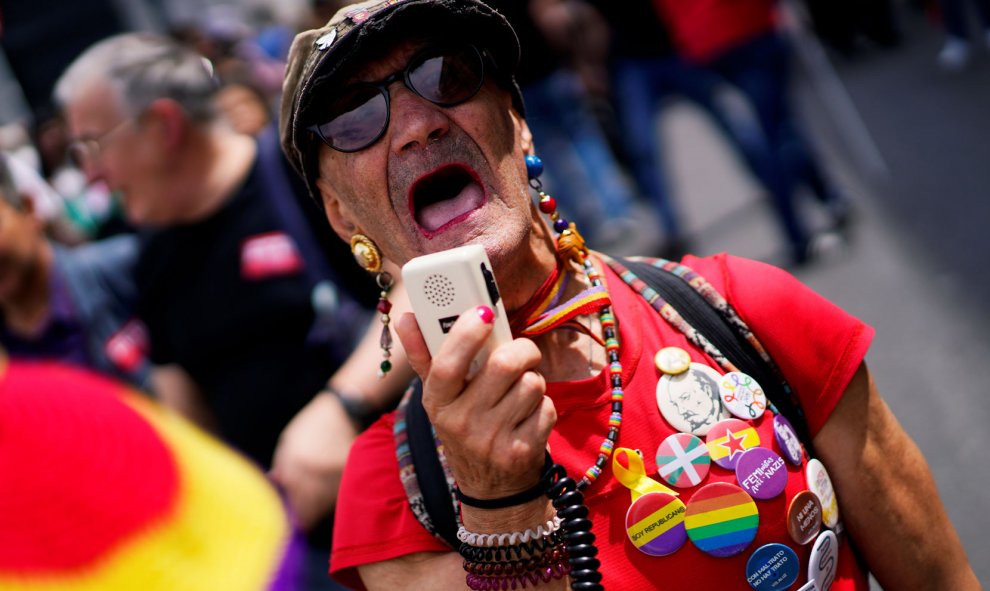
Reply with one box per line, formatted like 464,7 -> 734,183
56,32 -> 413,590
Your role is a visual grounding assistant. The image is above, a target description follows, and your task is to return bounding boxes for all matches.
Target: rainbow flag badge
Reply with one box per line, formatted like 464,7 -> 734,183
684,482 -> 759,557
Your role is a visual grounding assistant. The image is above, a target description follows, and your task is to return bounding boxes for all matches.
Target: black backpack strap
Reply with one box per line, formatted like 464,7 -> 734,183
618,257 -> 814,453
404,380 -> 460,549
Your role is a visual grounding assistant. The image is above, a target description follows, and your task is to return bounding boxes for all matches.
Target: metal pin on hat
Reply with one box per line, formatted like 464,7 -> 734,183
315,29 -> 337,50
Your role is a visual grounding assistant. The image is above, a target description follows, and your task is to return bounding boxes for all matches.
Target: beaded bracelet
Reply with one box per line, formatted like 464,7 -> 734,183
458,530 -> 566,562
465,558 -> 571,591
463,544 -> 569,576
457,516 -> 563,547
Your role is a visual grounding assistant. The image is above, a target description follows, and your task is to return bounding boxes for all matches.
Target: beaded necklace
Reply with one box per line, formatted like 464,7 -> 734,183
511,254 -> 622,489
521,160 -> 624,490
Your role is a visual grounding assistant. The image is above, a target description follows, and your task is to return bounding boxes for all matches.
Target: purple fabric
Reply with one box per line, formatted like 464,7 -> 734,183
269,529 -> 307,591
1,265 -> 88,367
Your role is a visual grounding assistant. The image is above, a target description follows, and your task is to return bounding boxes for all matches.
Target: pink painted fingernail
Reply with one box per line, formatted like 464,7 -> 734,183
477,306 -> 494,324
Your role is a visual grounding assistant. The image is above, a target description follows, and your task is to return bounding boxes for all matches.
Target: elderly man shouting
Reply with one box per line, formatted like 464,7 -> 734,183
280,1 -> 978,590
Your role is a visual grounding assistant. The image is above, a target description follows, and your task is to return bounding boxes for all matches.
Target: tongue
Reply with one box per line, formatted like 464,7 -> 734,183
416,181 -> 485,232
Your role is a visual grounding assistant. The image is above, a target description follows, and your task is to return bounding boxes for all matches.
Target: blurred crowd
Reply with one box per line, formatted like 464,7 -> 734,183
0,0 -> 978,589
0,0 -> 974,270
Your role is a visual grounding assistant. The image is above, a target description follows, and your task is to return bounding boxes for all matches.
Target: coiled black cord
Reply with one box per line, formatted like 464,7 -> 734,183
543,460 -> 604,591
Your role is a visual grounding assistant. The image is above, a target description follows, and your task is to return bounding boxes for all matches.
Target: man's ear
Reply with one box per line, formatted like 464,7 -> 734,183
147,98 -> 195,152
315,175 -> 359,242
519,118 -> 535,155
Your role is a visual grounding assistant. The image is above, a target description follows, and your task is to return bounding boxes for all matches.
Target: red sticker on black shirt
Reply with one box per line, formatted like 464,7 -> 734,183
105,319 -> 149,373
240,232 -> 304,280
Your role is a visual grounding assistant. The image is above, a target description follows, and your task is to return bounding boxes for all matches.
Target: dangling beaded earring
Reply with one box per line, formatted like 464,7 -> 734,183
526,154 -> 588,266
350,234 -> 394,377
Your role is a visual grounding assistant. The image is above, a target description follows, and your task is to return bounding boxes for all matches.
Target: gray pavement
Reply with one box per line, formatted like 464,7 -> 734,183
654,8 -> 990,585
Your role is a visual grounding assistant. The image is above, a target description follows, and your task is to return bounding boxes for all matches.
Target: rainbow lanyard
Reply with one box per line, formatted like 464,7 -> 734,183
508,256 -> 624,487
512,263 -> 612,346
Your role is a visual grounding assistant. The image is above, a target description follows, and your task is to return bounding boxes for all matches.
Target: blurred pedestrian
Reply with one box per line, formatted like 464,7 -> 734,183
0,155 -> 148,387
55,33 -> 412,590
583,0 -> 688,256
653,0 -> 851,265
216,77 -> 275,136
488,0 -> 660,256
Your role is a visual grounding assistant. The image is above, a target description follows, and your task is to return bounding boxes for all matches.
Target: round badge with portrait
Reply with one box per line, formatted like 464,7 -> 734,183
657,363 -> 729,436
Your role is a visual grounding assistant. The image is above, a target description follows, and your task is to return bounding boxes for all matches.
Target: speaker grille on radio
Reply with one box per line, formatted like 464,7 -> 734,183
424,273 -> 456,307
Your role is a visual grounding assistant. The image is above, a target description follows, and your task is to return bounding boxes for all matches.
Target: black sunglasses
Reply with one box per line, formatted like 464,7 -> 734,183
308,44 -> 487,153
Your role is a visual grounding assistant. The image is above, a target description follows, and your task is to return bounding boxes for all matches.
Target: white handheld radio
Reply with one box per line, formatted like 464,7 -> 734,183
402,244 -> 513,376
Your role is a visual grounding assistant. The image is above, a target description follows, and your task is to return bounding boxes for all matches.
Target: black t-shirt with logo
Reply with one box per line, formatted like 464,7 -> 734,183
136,154 -> 375,470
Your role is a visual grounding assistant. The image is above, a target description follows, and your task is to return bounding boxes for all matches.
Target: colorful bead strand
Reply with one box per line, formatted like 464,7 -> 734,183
525,154 -> 624,490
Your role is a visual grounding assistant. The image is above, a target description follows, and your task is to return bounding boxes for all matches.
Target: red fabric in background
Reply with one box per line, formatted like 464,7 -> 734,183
0,362 -> 179,572
652,0 -> 778,63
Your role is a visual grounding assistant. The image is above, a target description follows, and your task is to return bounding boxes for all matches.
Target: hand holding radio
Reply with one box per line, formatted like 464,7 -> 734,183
398,245 -> 557,502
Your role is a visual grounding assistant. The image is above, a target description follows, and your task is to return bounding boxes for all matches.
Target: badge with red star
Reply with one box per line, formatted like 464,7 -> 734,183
705,418 -> 761,469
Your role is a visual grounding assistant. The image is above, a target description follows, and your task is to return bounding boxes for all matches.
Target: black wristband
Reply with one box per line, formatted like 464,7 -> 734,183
455,453 -> 554,509
323,387 -> 379,431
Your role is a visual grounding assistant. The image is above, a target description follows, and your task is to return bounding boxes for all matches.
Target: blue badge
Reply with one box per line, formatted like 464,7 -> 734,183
746,543 -> 800,590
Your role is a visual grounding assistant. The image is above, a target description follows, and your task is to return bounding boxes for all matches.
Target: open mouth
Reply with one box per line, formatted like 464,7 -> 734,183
409,164 -> 485,234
